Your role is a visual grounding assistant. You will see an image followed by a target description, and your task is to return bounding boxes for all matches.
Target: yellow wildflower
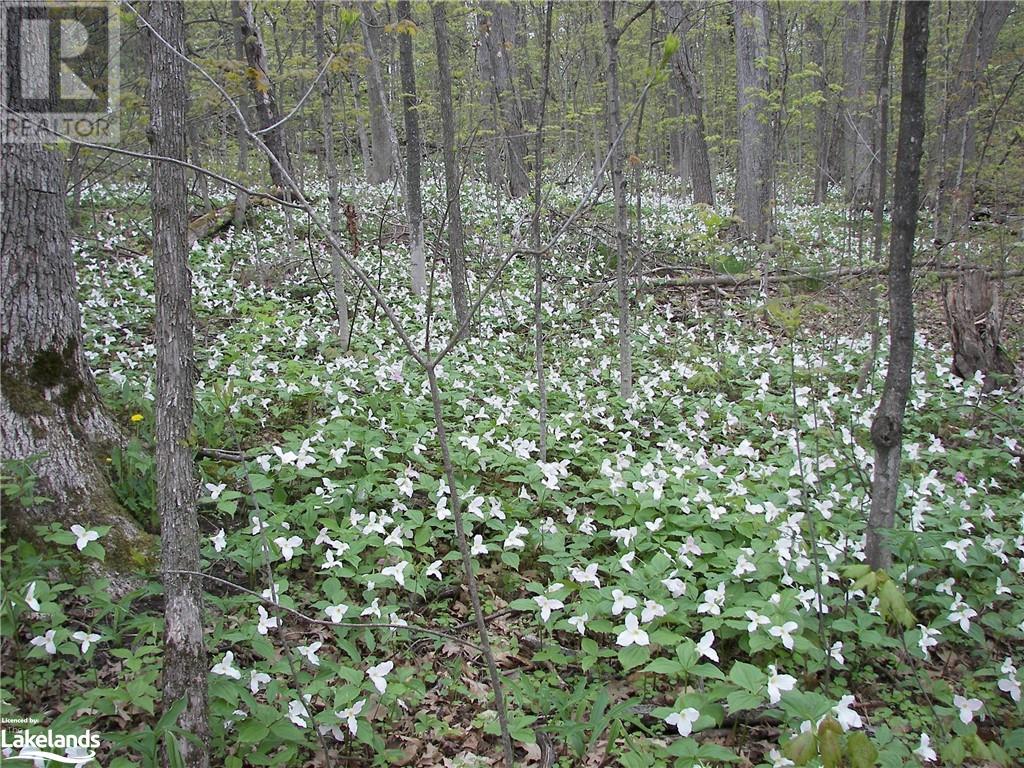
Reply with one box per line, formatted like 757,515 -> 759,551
130,413 -> 143,423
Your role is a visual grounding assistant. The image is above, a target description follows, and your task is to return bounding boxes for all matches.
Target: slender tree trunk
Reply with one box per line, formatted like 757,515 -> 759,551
315,0 -> 350,343
866,0 -> 930,571
237,0 -> 292,194
431,1 -> 469,325
664,0 -> 715,206
349,71 -> 373,178
842,1 -> 873,207
231,0 -> 251,227
481,0 -> 531,197
476,8 -> 504,189
147,3 -> 210,766
397,0 -> 425,296
733,0 -> 774,241
532,0 -> 554,462
808,12 -> 830,204
856,2 -> 900,395
362,2 -> 397,185
603,1 -> 633,400
936,0 -> 1013,240
1,141 -> 146,570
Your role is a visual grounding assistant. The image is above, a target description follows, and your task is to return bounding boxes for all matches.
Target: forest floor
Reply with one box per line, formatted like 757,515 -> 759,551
2,175 -> 1022,768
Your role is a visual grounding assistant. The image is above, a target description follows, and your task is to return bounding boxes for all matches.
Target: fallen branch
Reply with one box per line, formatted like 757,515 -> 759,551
653,264 -> 1024,289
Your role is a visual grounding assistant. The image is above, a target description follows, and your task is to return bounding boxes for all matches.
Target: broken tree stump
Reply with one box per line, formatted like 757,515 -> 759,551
942,269 -> 1016,392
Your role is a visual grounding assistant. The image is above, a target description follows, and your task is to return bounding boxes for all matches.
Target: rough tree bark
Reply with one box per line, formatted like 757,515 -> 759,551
842,0 -> 874,207
314,0 -> 350,343
397,0 -> 426,296
603,1 -> 633,400
237,0 -> 293,193
663,0 -> 715,206
866,0 -> 930,572
936,0 -> 1013,241
1,144 -> 147,570
733,0 -> 774,241
943,270 -> 1015,392
147,3 -> 210,766
431,1 -> 470,325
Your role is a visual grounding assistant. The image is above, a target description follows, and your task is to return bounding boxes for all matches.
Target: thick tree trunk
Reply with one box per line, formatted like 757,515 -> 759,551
603,1 -> 633,400
943,270 -> 1015,392
733,0 -> 774,241
842,1 -> 873,207
147,3 -> 210,766
397,0 -> 426,296
315,0 -> 350,343
431,1 -> 469,326
1,143 -> 147,570
237,0 -> 292,193
361,3 -> 397,185
936,0 -> 1013,240
866,0 -> 930,571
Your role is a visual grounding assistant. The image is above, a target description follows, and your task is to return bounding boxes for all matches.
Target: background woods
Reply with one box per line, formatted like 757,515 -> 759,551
1,2 -> 1022,768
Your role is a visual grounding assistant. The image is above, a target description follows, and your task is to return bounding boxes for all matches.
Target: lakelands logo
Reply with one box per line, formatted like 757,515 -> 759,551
0,727 -> 100,765
1,0 -> 120,143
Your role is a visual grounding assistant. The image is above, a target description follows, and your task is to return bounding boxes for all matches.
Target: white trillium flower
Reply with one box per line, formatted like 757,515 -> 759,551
953,694 -> 984,724
274,535 -> 303,561
366,660 -> 394,694
288,696 -> 312,728
769,621 -> 799,650
833,695 -> 862,730
30,629 -> 57,655
205,482 -> 227,500
250,670 -> 271,694
616,613 -> 649,647
71,631 -> 100,654
913,733 -> 937,762
611,589 -> 637,616
212,651 -> 241,679
745,610 -> 770,634
24,582 -> 40,612
665,707 -> 700,736
571,563 -> 601,588
211,529 -> 226,552
766,664 -> 796,704
568,613 -> 588,635
70,524 -> 100,551
334,699 -> 365,737
696,630 -> 719,662
325,604 -> 349,624
297,641 -> 322,667
257,605 -> 278,635
533,595 -> 564,623
641,600 -> 666,624
470,534 -> 488,557
425,560 -> 443,580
